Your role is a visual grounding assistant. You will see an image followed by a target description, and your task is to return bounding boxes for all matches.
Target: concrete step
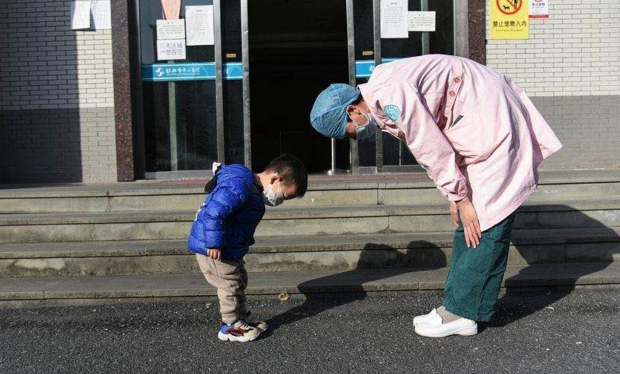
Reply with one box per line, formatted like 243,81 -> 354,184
1,228 -> 618,277
1,170 -> 619,214
0,198 -> 619,243
1,262 -> 618,308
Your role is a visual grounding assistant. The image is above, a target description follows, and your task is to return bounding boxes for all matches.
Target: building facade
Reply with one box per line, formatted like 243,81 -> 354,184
0,0 -> 117,183
0,0 -> 618,184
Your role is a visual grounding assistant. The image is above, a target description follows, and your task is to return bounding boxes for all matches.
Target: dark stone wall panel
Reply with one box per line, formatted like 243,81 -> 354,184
468,0 -> 486,65
111,0 -> 135,181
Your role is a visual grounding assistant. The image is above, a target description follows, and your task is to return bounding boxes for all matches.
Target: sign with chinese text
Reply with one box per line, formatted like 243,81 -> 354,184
530,0 -> 549,19
381,0 -> 409,38
142,63 -> 243,81
408,11 -> 436,32
157,19 -> 185,40
157,39 -> 186,60
186,6 -> 214,46
490,0 -> 530,40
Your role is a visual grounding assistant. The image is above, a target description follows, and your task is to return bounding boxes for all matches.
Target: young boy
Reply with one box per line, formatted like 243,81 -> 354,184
187,154 -> 308,342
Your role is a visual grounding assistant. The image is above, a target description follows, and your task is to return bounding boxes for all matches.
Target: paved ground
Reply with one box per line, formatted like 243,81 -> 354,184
1,288 -> 619,374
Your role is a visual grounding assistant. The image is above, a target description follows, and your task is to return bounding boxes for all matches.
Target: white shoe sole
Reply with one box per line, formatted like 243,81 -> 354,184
217,330 -> 261,342
414,325 -> 478,338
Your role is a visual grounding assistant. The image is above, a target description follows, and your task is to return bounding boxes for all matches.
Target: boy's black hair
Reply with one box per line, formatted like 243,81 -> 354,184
264,154 -> 308,198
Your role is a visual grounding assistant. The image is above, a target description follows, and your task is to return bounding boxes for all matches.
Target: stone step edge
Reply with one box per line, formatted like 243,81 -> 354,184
1,228 -> 619,259
2,170 -> 619,199
2,197 -> 620,225
1,263 -> 618,303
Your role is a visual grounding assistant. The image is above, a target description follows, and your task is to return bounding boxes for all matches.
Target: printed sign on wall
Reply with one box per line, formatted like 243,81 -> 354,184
157,19 -> 186,40
71,1 -> 111,30
381,0 -> 409,38
530,0 -> 549,19
185,6 -> 214,46
157,39 -> 186,60
490,0 -> 530,40
408,11 -> 436,32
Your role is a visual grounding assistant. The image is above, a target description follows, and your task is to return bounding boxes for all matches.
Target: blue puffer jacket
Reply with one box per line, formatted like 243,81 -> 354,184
187,164 -> 265,260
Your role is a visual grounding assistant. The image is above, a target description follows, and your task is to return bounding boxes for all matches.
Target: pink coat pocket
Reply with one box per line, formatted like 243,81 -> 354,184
443,111 -> 512,165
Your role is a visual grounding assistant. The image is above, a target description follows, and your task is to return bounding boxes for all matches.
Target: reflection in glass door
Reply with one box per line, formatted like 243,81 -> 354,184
351,0 -> 455,173
139,0 -> 221,174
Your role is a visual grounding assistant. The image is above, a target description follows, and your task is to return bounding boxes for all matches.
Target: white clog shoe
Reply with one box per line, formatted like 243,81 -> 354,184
414,315 -> 478,338
413,308 -> 439,327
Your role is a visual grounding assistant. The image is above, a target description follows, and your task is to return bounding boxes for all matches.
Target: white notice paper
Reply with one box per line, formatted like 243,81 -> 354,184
91,1 -> 111,30
157,39 -> 186,60
186,6 -> 214,46
530,0 -> 549,19
381,0 -> 408,39
408,11 -> 436,32
157,19 -> 186,40
71,1 -> 92,30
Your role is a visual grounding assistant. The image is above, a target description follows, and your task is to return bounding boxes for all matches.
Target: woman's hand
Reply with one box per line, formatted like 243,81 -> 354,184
455,197 -> 482,248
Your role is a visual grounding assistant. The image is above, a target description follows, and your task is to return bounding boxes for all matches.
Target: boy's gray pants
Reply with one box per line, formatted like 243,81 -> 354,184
196,254 -> 248,324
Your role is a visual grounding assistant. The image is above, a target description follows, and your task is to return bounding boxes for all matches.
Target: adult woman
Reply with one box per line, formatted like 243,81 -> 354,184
310,54 -> 562,337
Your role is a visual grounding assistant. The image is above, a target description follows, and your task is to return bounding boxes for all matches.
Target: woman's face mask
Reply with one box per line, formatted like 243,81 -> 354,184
262,180 -> 284,207
350,111 -> 377,141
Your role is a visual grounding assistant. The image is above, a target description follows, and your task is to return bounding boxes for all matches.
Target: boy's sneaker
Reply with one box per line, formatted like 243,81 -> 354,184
218,320 -> 261,342
241,311 -> 268,332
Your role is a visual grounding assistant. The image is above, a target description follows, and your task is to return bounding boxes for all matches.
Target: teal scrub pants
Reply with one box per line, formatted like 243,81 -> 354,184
443,213 -> 516,322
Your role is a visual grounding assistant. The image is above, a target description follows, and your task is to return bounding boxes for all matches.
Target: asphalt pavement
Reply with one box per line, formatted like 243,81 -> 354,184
1,288 -> 619,374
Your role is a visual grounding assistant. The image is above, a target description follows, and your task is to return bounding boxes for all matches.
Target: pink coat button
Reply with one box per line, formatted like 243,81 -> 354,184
454,77 -> 461,84
449,91 -> 456,97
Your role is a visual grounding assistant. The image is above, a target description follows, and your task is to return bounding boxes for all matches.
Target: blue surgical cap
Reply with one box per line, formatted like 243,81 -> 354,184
310,84 -> 361,139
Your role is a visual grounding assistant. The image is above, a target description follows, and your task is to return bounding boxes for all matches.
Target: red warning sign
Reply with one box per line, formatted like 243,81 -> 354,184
497,0 -> 523,16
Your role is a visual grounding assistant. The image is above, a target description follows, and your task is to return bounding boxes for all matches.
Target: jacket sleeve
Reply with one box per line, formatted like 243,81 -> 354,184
202,179 -> 251,249
370,83 -> 468,201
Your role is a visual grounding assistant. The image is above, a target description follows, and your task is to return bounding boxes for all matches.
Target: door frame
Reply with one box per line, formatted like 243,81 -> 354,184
345,0 -> 466,175
131,0 -> 468,179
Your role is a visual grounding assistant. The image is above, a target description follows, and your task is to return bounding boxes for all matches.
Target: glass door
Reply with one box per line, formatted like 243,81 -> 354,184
248,0 -> 350,174
139,0 -> 219,176
134,0 -> 456,177
137,0 -> 249,177
349,0 -> 455,173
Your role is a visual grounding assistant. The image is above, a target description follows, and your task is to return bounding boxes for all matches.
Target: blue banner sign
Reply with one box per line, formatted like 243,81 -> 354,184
355,58 -> 399,78
143,59 -> 401,81
142,62 -> 243,82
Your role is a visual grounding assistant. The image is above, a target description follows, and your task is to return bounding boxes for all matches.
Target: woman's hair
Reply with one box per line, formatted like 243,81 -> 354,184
346,95 -> 364,123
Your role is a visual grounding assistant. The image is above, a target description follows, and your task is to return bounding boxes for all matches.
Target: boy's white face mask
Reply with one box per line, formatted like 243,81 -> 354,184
262,180 -> 284,207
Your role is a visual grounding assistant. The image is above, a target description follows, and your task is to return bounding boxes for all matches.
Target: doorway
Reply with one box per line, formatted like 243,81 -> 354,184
249,0 -> 350,173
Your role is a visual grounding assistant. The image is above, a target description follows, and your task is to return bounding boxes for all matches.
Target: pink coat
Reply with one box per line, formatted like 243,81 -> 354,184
359,55 -> 563,231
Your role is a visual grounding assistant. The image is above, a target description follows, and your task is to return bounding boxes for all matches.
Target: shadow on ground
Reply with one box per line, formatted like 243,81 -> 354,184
485,207 -> 619,331
266,206 -> 618,336
263,241 -> 446,336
